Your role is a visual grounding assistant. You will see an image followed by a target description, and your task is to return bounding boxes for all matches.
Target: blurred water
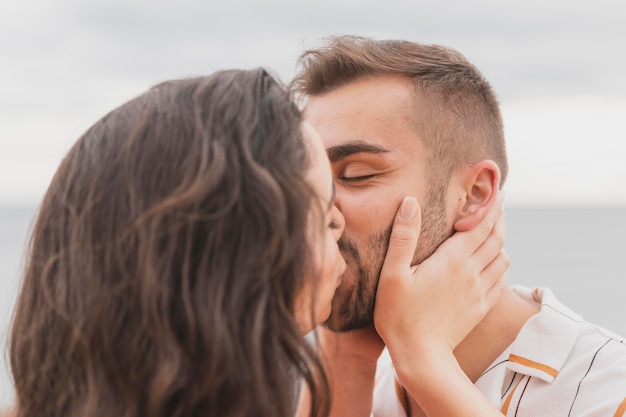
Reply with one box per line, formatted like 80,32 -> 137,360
504,206 -> 626,335
0,205 -> 625,406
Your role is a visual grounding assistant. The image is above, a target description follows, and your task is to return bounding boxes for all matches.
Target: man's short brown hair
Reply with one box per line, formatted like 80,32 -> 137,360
290,35 -> 508,191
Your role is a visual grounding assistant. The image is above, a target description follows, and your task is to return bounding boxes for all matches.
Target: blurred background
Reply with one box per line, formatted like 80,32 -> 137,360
1,0 -> 625,407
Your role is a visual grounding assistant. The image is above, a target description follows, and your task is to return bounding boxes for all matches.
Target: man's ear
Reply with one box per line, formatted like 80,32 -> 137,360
453,160 -> 501,232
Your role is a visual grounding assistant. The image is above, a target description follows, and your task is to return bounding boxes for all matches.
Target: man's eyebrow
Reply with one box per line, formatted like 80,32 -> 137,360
326,141 -> 390,163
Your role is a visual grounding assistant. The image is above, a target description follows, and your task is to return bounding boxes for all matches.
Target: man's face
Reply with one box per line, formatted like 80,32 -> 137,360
305,75 -> 453,332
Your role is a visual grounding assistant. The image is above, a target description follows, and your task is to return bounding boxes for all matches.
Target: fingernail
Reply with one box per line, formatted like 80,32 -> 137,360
399,197 -> 418,220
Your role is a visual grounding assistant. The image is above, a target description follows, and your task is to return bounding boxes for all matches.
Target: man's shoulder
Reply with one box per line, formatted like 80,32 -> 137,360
519,324 -> 626,415
505,292 -> 626,415
568,319 -> 626,373
511,286 -> 626,379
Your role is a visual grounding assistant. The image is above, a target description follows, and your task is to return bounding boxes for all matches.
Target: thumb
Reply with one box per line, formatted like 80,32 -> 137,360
380,197 -> 422,279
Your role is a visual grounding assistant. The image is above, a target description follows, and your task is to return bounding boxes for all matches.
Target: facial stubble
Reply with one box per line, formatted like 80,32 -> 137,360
324,191 -> 450,332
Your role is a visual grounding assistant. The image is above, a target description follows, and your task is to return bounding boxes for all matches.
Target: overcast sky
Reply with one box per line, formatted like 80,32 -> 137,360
1,0 -> 625,206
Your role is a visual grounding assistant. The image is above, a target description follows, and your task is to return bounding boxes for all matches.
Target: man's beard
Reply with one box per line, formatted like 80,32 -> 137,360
324,190 -> 450,332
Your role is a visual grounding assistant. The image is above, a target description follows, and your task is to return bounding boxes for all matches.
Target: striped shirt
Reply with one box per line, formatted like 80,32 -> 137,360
372,286 -> 626,416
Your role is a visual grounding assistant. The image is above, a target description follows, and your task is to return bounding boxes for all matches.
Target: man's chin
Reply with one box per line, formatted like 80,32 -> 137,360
321,312 -> 343,332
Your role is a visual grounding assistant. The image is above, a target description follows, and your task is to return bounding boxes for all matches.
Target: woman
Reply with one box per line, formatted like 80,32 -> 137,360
9,68 -> 507,417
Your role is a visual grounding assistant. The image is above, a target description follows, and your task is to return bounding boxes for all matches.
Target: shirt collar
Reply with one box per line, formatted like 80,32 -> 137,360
506,286 -> 583,383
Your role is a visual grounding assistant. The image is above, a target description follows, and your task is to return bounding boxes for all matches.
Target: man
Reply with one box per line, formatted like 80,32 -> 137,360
290,35 -> 626,416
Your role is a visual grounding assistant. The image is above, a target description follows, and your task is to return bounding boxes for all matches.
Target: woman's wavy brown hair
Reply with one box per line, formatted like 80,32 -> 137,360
9,69 -> 330,417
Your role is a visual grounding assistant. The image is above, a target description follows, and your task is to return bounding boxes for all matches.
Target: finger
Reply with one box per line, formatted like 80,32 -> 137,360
380,197 -> 422,279
479,250 -> 510,300
434,190 -> 504,259
466,189 -> 505,253
486,278 -> 507,314
470,206 -> 506,266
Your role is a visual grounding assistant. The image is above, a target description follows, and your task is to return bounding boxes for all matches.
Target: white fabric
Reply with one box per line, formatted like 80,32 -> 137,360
372,286 -> 626,416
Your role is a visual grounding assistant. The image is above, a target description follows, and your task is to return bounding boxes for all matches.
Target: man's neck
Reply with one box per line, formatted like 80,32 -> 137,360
453,287 -> 541,382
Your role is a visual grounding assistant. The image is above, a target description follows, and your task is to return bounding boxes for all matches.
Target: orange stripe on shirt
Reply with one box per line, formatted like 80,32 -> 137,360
501,376 -> 524,415
509,353 -> 559,378
614,397 -> 626,417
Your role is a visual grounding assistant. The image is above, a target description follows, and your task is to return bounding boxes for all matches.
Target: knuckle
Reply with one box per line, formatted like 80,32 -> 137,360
495,232 -> 505,247
502,254 -> 511,268
391,229 -> 417,247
